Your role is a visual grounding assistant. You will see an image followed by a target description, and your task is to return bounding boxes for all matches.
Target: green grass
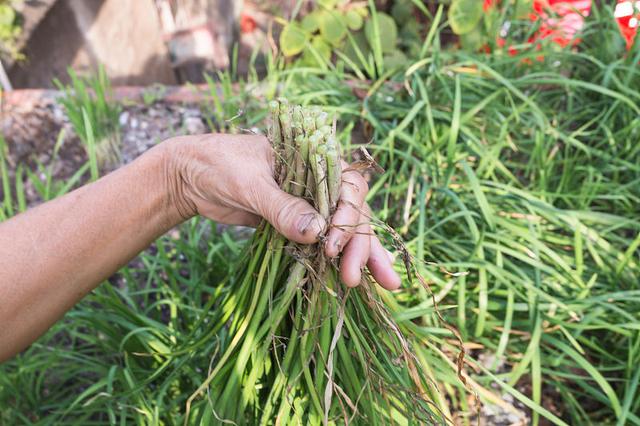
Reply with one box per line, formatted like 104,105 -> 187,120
265,3 -> 640,423
1,2 -> 639,424
55,66 -> 121,171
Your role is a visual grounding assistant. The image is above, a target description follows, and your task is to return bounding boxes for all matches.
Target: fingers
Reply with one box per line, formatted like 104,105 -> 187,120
326,165 -> 368,258
339,216 -> 402,290
367,236 -> 402,290
339,218 -> 372,287
253,182 -> 326,244
247,149 -> 399,290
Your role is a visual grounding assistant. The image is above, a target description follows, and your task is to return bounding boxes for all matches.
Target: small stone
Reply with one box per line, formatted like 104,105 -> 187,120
130,118 -> 139,129
184,116 -> 205,134
119,111 -> 130,127
183,107 -> 201,117
507,413 -> 522,423
53,106 -> 66,122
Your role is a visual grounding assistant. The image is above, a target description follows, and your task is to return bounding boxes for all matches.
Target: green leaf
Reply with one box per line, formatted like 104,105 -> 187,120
364,12 -> 397,53
400,18 -> 421,42
311,37 -> 332,61
544,336 -> 622,418
301,12 -> 321,33
300,37 -> 332,67
342,30 -> 370,64
318,0 -> 339,8
345,9 -> 363,31
460,26 -> 484,51
448,0 -> 483,35
354,6 -> 368,17
319,10 -> 347,47
383,50 -> 407,70
391,0 -> 413,24
0,5 -> 16,26
280,23 -> 309,57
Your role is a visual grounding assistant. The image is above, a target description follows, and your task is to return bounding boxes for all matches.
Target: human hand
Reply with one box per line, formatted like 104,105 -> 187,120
163,133 -> 401,290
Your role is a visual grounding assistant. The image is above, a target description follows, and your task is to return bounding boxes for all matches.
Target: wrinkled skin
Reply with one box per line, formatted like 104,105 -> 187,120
167,134 -> 401,289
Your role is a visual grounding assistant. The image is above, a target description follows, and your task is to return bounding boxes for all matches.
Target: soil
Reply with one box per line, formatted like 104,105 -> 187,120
1,97 -> 210,206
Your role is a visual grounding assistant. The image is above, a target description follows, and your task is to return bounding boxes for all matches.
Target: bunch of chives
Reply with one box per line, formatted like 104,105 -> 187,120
185,100 -> 446,425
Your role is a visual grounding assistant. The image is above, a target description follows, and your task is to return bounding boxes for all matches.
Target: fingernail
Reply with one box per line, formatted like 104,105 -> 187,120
297,214 -> 314,235
297,213 -> 324,237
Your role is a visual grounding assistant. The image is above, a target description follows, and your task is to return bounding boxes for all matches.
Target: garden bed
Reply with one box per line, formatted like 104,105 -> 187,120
1,86 -> 212,206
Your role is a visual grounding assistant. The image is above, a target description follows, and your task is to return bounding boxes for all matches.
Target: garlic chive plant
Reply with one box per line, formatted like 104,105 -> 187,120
184,100 -> 448,425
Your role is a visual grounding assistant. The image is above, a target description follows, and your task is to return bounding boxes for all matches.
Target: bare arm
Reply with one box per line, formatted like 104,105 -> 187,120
0,143 -> 181,361
0,134 -> 399,362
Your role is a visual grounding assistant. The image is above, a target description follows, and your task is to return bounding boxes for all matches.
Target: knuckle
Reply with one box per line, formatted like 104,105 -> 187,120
355,174 -> 369,193
336,224 -> 357,247
247,175 -> 279,214
342,171 -> 368,200
274,196 -> 300,226
337,227 -> 353,244
242,180 -> 263,211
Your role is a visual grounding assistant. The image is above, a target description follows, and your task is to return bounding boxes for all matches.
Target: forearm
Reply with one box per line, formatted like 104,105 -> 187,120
0,143 -> 184,361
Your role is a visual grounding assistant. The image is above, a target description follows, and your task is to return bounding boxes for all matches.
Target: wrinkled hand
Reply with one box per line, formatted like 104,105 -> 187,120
165,133 -> 401,290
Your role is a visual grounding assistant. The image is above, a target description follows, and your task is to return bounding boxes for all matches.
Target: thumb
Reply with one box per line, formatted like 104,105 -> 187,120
255,184 -> 326,244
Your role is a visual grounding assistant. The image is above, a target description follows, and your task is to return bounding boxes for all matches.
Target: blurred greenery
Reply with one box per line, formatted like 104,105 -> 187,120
0,0 -> 22,61
54,67 -> 121,174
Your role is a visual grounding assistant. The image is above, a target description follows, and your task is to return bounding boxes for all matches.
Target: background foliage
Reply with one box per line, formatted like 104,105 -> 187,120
0,0 -> 22,61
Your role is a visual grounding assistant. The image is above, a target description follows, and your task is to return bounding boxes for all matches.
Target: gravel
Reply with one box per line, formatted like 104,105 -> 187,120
1,98 -> 210,206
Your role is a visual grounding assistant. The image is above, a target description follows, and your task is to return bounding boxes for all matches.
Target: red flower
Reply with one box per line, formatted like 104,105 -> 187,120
483,0 -> 497,12
531,0 -> 591,47
240,13 -> 257,34
614,1 -> 640,50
